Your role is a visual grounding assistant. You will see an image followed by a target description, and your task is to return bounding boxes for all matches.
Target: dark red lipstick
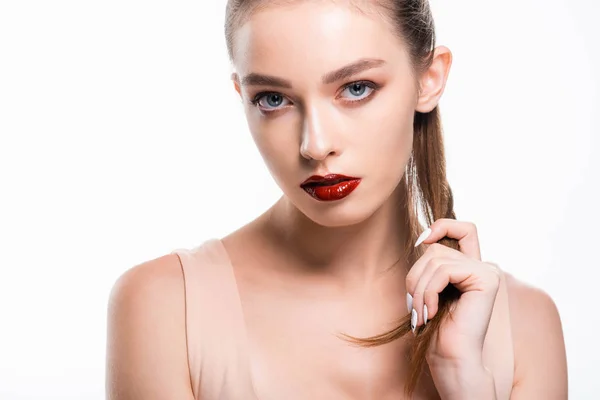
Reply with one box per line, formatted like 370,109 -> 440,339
300,174 -> 361,201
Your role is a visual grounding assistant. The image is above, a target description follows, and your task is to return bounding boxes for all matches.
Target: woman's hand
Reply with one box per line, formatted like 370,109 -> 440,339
406,218 -> 500,399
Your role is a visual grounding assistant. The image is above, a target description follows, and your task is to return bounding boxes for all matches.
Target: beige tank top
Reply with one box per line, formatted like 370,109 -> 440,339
171,238 -> 514,400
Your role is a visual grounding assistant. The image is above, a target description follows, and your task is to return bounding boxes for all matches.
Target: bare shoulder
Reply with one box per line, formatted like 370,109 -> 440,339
503,271 -> 562,325
106,253 -> 194,400
502,271 -> 568,398
108,253 -> 185,309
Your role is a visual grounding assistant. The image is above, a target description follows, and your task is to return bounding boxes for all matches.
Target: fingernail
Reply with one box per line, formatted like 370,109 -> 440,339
411,308 -> 417,334
414,228 -> 432,247
423,304 -> 428,325
406,292 -> 413,314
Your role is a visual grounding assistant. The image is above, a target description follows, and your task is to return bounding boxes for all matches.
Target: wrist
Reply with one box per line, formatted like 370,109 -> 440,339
428,359 -> 497,400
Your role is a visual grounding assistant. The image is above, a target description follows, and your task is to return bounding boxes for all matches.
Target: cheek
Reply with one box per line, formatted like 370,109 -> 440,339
248,122 -> 300,182
357,97 -> 414,155
369,128 -> 413,185
356,99 -> 414,182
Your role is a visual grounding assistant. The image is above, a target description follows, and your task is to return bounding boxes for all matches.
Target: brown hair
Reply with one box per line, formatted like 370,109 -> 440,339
224,0 -> 460,395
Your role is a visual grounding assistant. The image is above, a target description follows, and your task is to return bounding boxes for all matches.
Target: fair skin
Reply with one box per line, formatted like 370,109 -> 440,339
106,2 -> 567,399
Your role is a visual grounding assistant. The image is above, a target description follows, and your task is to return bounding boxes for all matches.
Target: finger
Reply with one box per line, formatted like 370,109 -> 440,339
406,243 -> 463,296
422,263 -> 467,323
422,263 -> 460,321
424,262 -> 500,305
414,219 -> 481,260
424,263 -> 500,338
406,243 -> 463,294
409,256 -> 455,327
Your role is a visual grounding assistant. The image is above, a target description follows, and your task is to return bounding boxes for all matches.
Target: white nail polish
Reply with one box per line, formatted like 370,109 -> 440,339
406,292 -> 413,314
423,304 -> 428,325
414,228 -> 432,247
411,308 -> 417,334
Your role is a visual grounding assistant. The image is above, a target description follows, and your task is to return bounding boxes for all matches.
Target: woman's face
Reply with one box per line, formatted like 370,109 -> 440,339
231,2 -> 439,227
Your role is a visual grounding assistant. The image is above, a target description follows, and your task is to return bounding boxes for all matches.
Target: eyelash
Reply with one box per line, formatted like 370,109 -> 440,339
249,80 -> 380,114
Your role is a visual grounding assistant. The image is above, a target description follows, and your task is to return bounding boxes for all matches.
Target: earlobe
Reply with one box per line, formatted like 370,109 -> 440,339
415,46 -> 453,113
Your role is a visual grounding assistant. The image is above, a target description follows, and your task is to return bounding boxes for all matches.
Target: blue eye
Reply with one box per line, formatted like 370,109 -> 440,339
251,93 -> 290,110
262,93 -> 284,107
340,81 -> 376,101
249,80 -> 379,114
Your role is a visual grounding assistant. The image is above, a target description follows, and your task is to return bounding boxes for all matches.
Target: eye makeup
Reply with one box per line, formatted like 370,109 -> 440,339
248,79 -> 381,115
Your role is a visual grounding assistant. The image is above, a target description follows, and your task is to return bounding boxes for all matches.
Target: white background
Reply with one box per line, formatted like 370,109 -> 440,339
1,0 -> 598,398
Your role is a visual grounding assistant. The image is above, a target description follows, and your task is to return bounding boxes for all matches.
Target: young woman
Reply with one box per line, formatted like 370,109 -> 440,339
106,1 -> 568,398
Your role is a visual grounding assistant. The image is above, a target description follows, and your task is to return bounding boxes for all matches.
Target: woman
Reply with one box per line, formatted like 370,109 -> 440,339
106,1 -> 568,398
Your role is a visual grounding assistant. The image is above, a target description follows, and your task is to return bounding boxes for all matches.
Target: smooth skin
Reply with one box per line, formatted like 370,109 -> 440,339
106,2 -> 567,398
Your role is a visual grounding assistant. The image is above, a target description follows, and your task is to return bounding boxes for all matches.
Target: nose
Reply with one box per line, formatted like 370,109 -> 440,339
299,106 -> 339,161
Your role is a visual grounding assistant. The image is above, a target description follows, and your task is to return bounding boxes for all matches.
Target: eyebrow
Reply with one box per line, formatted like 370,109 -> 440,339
240,58 -> 386,88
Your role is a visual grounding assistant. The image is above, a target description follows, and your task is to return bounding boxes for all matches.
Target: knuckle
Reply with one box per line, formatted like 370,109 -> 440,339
437,269 -> 450,282
412,290 -> 424,301
425,256 -> 439,269
405,275 -> 418,292
486,261 -> 500,274
436,264 -> 452,279
467,221 -> 478,233
427,243 -> 444,254
427,256 -> 445,271
423,288 -> 437,302
437,262 -> 451,273
484,262 -> 502,286
491,265 -> 502,282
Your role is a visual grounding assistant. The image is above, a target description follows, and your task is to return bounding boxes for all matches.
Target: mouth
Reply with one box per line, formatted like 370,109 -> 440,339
300,174 -> 362,201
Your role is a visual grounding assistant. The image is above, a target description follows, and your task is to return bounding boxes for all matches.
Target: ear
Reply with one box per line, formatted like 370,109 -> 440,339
415,46 -> 453,113
231,72 -> 243,99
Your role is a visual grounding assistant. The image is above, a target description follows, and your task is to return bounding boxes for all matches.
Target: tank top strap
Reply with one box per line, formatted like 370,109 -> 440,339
171,238 -> 256,400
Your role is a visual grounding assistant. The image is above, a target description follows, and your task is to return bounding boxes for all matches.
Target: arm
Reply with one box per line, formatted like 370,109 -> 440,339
506,273 -> 568,399
106,254 -> 195,400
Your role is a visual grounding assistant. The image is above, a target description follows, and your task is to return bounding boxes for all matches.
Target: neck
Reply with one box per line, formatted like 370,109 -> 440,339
264,184 -> 411,288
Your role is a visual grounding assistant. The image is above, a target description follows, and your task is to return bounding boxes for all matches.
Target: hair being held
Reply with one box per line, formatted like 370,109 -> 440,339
225,0 -> 460,396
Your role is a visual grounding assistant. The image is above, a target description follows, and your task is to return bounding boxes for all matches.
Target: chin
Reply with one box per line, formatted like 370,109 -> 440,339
296,196 -> 379,228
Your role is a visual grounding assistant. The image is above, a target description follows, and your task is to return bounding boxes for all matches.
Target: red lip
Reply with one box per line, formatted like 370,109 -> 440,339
300,174 -> 361,201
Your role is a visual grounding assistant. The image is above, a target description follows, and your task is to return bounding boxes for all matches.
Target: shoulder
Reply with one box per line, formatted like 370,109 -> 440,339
106,253 -> 194,399
503,271 -> 562,325
107,253 -> 187,338
503,271 -> 563,340
502,271 -> 568,397
108,252 -> 184,308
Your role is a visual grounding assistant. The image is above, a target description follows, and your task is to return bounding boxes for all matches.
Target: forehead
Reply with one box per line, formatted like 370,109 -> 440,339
232,1 -> 409,79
